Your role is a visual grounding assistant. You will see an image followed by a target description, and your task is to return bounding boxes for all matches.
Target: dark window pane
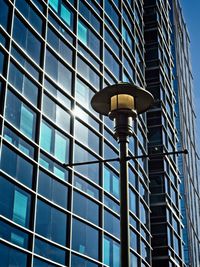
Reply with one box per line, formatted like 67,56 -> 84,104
1,144 -> 33,188
39,153 -> 68,181
5,90 -> 36,140
0,0 -> 9,30
104,210 -> 120,238
74,144 -> 99,184
45,49 -> 72,93
43,94 -> 70,132
13,16 -> 42,64
36,200 -> 67,245
40,120 -> 69,163
4,126 -> 35,158
0,220 -> 29,249
15,0 -> 43,34
9,62 -> 38,105
73,191 -> 99,225
34,238 -> 66,265
0,175 -> 31,228
38,170 -> 68,209
47,26 -> 73,64
72,218 -> 99,260
0,243 -> 28,267
74,175 -> 99,199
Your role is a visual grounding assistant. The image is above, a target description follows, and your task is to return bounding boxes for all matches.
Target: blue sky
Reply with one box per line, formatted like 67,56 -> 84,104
181,0 -> 200,152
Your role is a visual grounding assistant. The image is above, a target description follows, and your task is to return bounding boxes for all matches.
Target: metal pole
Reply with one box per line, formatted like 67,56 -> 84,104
119,135 -> 130,267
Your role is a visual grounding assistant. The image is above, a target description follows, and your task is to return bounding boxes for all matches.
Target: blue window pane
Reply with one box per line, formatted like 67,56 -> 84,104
74,144 -> 99,184
13,16 -> 42,64
45,49 -> 72,93
105,48 -> 120,79
0,50 -> 4,75
47,26 -> 73,64
40,120 -> 69,163
13,190 -> 29,226
1,144 -> 33,188
75,120 -> 99,153
105,1 -> 119,28
43,94 -> 70,133
11,46 -> 40,80
48,0 -> 73,30
5,90 -> 36,140
73,191 -> 99,225
0,220 -> 29,249
104,210 -> 120,238
38,170 -> 68,209
131,253 -> 138,267
104,167 -> 119,199
39,153 -> 68,181
74,175 -> 99,199
9,62 -> 38,105
130,189 -> 137,215
78,20 -> 101,57
103,235 -> 120,267
130,230 -> 138,251
35,238 -> 66,265
79,0 -> 100,32
15,0 -> 43,34
49,0 -> 58,12
77,56 -> 100,90
0,243 -> 28,267
4,126 -> 35,158
72,218 -> 99,260
71,254 -> 99,267
36,200 -> 67,245
0,175 -> 31,228
0,0 -> 9,30
104,194 -> 120,214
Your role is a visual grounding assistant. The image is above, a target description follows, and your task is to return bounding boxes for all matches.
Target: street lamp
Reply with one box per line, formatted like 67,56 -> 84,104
91,82 -> 154,267
63,82 -> 188,267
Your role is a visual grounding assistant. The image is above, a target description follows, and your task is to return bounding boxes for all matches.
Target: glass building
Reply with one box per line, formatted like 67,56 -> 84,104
0,0 -> 198,267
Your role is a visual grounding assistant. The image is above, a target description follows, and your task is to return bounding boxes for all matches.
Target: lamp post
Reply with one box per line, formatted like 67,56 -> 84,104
91,82 -> 154,267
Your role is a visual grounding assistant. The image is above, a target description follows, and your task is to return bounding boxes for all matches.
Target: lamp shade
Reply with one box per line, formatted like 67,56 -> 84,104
91,82 -> 154,116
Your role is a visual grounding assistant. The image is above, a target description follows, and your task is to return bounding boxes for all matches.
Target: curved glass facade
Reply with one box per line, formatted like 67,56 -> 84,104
0,0 -> 151,266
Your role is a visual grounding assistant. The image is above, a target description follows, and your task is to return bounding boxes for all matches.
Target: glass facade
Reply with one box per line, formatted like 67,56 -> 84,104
0,0 -> 198,267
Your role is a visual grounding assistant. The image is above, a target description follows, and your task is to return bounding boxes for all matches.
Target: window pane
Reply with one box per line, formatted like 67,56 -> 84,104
43,94 -> 70,132
9,62 -> 38,105
104,210 -> 120,238
4,126 -> 34,158
35,238 -> 66,265
0,220 -> 29,249
75,120 -> 99,153
0,0 -> 9,30
74,175 -> 99,199
0,176 -> 31,228
13,15 -> 42,64
13,190 -> 29,227
40,120 -> 69,163
38,170 -> 68,209
72,218 -> 99,260
45,49 -> 72,93
104,167 -> 119,199
5,90 -> 36,140
36,200 -> 67,245
73,191 -> 99,225
74,144 -> 99,184
103,235 -> 120,267
0,243 -> 28,267
1,144 -> 33,188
